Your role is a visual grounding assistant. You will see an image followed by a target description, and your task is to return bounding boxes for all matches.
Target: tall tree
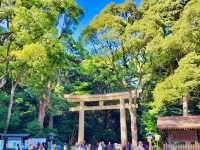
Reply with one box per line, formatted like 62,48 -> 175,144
0,0 -> 82,131
153,52 -> 200,113
81,1 -> 145,147
144,0 -> 200,113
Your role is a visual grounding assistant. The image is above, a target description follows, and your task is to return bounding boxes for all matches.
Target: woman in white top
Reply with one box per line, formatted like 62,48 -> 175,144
63,143 -> 67,150
97,142 -> 103,150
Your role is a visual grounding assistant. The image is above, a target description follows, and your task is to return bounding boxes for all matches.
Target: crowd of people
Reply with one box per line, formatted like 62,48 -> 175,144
15,142 -> 67,150
14,141 -> 146,150
75,141 -> 146,150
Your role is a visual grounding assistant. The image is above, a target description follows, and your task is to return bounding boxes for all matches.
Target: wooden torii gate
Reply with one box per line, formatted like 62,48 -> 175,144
64,90 -> 139,145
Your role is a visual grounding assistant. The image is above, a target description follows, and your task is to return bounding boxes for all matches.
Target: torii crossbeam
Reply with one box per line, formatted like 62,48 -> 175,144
64,90 -> 140,144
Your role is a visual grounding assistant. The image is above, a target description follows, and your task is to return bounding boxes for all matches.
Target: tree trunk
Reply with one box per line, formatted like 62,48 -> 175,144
38,99 -> 48,129
69,127 -> 77,145
127,88 -> 138,149
56,69 -> 62,86
38,81 -> 52,129
48,115 -> 53,129
4,81 -> 17,133
183,95 -> 189,116
0,76 -> 6,89
46,70 -> 61,129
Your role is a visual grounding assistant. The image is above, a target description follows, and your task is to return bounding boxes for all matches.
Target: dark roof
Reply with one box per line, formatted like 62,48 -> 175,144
157,115 -> 200,130
0,134 -> 30,137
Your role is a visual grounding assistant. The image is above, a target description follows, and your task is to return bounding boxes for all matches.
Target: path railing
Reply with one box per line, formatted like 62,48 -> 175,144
163,143 -> 200,150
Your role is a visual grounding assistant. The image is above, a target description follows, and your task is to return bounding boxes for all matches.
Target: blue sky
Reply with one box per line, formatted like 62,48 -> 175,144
74,0 -> 141,39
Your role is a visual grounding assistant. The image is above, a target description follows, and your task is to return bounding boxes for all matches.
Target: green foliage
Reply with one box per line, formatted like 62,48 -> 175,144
0,91 -> 8,130
141,111 -> 157,133
25,119 -> 41,136
80,55 -> 120,93
0,0 -> 83,136
153,52 -> 200,113
47,90 -> 68,117
81,0 -> 144,90
172,0 -> 200,51
9,109 -> 21,130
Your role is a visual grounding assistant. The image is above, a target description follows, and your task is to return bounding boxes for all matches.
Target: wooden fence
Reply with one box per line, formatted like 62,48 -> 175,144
163,144 -> 200,150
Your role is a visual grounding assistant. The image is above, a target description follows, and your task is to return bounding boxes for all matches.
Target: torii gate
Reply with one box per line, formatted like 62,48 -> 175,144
64,90 -> 139,145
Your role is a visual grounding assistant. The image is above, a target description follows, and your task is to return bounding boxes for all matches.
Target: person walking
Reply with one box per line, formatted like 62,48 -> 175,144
76,141 -> 87,150
56,144 -> 61,150
96,142 -> 99,150
86,144 -> 91,150
38,143 -> 44,150
28,144 -> 35,150
127,142 -> 131,150
135,141 -> 145,150
21,142 -> 25,150
51,144 -> 56,150
63,143 -> 67,150
122,142 -> 127,150
42,142 -> 48,150
107,142 -> 113,150
97,142 -> 103,150
16,144 -> 20,150
101,141 -> 106,150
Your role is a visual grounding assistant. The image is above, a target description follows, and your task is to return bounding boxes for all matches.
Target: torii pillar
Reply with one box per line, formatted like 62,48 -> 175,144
78,102 -> 85,143
120,98 -> 128,145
